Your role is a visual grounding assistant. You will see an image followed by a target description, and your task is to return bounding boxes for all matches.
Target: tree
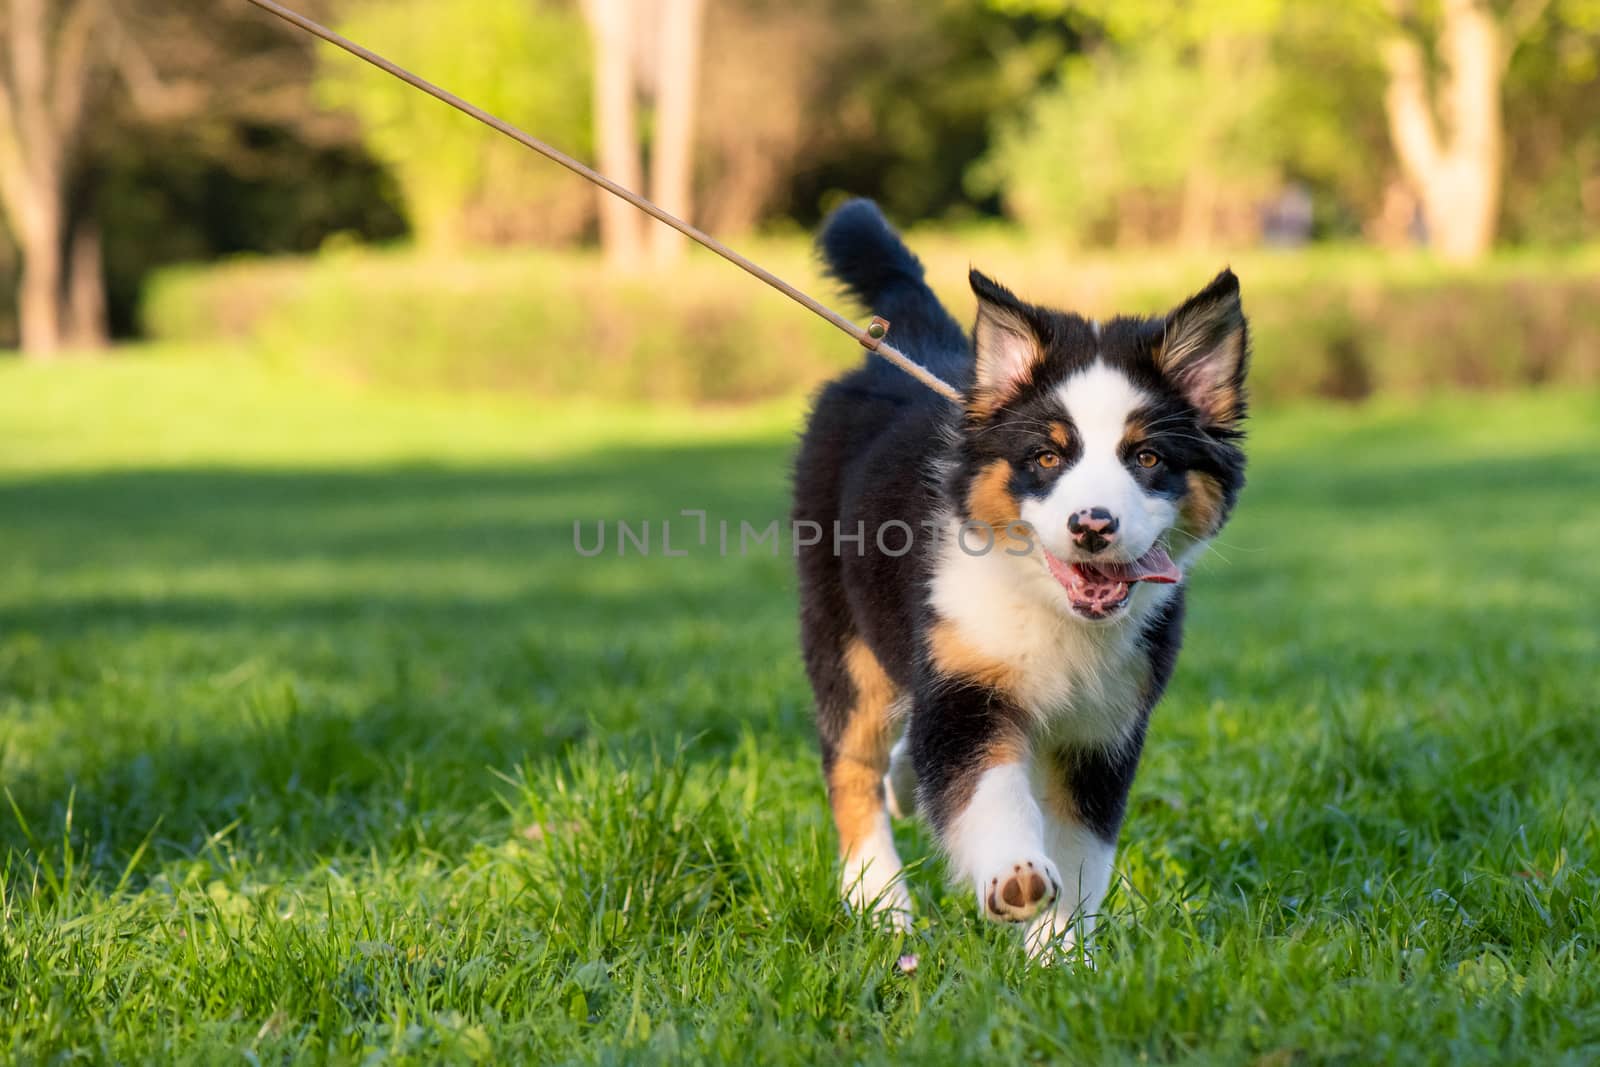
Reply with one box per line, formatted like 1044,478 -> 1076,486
648,0 -> 705,266
318,0 -> 594,251
977,0 -> 1291,247
0,0 -> 104,357
1498,0 -> 1600,243
0,0 -> 322,355
1379,0 -> 1590,261
685,0 -> 1074,234
582,0 -> 706,269
583,0 -> 646,267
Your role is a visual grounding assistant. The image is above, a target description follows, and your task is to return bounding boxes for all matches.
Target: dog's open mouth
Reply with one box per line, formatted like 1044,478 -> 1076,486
1042,546 -> 1181,619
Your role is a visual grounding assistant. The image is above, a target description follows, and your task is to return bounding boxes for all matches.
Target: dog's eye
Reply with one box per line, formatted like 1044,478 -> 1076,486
1136,449 -> 1162,469
1035,451 -> 1061,470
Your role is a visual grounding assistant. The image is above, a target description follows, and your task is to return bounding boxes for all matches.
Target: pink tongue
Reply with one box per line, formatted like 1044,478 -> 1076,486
1080,546 -> 1181,585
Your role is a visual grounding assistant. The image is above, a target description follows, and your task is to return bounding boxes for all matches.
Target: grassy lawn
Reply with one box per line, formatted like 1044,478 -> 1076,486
2,354 -> 1598,1063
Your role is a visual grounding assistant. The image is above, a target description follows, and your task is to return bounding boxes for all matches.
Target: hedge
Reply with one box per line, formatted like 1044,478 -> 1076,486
144,238 -> 1600,405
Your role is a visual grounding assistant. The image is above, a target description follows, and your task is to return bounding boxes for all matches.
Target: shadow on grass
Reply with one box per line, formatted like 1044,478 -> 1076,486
1,435 -> 1595,877
0,441 -> 807,868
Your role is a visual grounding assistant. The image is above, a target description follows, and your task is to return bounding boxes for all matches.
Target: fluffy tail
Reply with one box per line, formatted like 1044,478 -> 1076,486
817,199 -> 968,367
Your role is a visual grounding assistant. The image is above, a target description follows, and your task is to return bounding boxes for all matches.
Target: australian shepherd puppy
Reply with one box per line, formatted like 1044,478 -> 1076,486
793,200 -> 1248,958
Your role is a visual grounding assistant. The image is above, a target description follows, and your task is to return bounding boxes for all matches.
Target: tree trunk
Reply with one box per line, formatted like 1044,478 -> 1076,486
1,0 -> 107,356
1381,0 -> 1505,263
585,0 -> 646,270
648,0 -> 704,266
1177,169 -> 1218,250
16,198 -> 64,357
65,212 -> 108,349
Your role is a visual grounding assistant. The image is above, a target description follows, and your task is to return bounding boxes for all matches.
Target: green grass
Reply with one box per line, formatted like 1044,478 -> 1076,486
2,354 -> 1598,1064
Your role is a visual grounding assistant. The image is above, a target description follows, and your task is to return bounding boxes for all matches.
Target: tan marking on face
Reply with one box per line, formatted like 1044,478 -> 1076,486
1119,410 -> 1156,459
927,617 -> 1021,696
1178,471 -> 1226,540
1048,422 -> 1071,449
965,459 -> 1030,551
828,638 -> 897,860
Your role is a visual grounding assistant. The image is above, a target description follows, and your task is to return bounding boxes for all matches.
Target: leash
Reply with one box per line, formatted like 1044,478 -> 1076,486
240,0 -> 966,406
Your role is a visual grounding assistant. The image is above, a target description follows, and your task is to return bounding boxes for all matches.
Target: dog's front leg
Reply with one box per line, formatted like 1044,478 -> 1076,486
910,687 -> 1059,924
1022,813 -> 1114,962
1022,739 -> 1144,962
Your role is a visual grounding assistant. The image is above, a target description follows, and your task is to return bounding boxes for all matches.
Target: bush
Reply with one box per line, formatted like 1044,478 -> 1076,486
144,246 -> 847,404
144,240 -> 1600,405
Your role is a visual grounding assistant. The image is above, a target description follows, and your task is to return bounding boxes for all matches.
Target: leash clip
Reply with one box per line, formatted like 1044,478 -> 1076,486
861,316 -> 891,352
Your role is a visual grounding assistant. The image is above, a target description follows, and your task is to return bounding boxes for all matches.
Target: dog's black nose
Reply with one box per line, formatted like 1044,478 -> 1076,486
1067,508 -> 1118,553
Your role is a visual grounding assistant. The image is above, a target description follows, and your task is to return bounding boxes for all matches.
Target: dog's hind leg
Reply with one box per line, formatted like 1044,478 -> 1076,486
809,633 -> 911,930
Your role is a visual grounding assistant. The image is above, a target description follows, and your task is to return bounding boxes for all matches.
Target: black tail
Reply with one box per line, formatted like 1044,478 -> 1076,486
817,199 -> 968,369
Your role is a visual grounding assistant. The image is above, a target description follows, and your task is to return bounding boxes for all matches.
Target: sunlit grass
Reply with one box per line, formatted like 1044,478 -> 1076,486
2,354 -> 1597,1063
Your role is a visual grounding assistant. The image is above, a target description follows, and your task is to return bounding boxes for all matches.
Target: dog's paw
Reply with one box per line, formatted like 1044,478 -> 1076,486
975,856 -> 1060,923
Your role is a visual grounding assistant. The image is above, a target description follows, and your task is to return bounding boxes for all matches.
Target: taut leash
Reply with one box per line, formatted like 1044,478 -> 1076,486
240,0 -> 966,406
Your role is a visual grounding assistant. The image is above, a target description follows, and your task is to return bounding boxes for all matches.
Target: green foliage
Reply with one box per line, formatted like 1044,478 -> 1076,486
991,0 -> 1291,44
1262,3 -> 1392,230
143,242 -> 1600,404
1502,0 -> 1600,243
977,1 -> 1397,244
314,0 -> 593,249
973,41 -> 1282,243
751,0 -> 1073,226
1,359 -> 1598,1061
96,125 -> 409,338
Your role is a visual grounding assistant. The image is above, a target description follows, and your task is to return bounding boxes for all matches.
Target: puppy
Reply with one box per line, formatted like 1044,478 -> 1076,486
793,200 -> 1248,957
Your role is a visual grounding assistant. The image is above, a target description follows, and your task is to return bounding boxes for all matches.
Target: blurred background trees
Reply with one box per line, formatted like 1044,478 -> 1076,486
0,0 -> 1597,357
318,0 -> 595,252
581,0 -> 706,267
0,0 -> 404,358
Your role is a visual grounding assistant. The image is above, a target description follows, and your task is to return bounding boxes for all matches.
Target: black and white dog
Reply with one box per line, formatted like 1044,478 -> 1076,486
794,200 -> 1248,957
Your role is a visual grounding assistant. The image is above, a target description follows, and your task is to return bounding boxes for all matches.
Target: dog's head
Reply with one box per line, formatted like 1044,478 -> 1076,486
951,269 -> 1249,622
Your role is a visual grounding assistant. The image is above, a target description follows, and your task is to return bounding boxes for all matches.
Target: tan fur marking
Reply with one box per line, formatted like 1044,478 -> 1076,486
845,638 -> 896,717
828,639 -> 897,860
965,459 -> 1029,551
1178,470 -> 1226,540
1121,413 -> 1150,448
1048,422 -> 1071,449
947,731 -> 1031,844
927,618 -> 1021,695
1039,750 -> 1082,824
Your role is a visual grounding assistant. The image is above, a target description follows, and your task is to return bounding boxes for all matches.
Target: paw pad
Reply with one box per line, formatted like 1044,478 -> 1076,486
983,861 -> 1059,922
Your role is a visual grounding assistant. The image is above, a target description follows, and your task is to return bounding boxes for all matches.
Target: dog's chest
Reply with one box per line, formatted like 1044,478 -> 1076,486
927,539 -> 1167,748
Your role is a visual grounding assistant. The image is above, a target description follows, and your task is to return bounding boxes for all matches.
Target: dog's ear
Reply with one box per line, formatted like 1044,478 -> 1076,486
1157,269 -> 1249,430
969,269 -> 1046,415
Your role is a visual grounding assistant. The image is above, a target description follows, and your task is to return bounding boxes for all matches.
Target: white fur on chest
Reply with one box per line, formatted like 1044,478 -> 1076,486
928,524 -> 1175,749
